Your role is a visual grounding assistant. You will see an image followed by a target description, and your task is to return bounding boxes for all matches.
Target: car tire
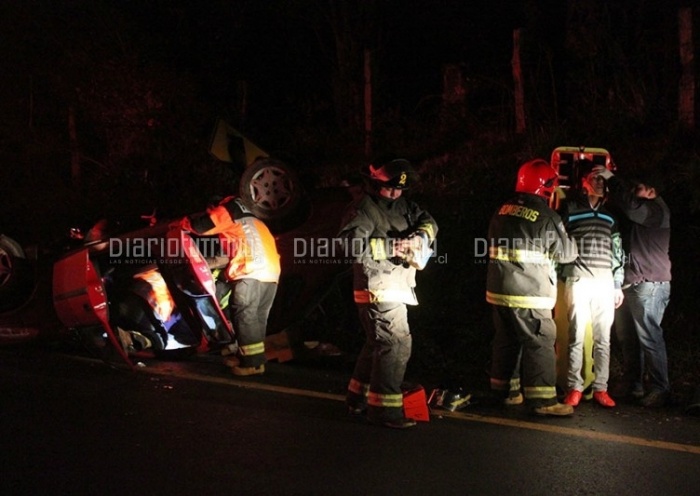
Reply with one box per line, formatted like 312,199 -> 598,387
239,158 -> 302,222
0,234 -> 34,312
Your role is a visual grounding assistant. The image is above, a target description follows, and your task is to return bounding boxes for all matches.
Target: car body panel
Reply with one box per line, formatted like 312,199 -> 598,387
53,248 -> 108,328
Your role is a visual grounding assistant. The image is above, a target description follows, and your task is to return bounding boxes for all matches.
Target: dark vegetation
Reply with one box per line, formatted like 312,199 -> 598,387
1,1 -> 699,400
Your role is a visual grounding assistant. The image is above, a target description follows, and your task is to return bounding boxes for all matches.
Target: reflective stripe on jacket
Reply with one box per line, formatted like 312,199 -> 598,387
338,193 -> 438,305
486,193 -> 578,309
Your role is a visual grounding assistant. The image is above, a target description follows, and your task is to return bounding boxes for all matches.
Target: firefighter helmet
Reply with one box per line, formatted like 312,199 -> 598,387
367,158 -> 415,189
515,159 -> 558,199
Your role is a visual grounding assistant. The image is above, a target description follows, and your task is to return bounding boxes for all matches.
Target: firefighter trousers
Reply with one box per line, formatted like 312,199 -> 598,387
346,302 -> 411,421
228,279 -> 278,367
490,305 -> 558,407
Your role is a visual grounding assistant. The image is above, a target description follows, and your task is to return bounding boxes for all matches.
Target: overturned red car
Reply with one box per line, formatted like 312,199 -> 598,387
0,159 -> 355,368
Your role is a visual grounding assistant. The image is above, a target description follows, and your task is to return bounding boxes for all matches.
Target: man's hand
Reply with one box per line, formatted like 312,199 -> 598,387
391,238 -> 411,259
614,288 -> 624,308
393,234 -> 426,258
593,165 -> 614,180
391,232 -> 433,269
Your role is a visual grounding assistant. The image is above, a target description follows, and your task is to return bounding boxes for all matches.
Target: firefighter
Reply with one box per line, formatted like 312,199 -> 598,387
180,196 -> 280,376
487,159 -> 578,416
340,158 -> 438,429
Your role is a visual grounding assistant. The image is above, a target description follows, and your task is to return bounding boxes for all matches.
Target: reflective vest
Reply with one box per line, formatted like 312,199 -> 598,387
186,197 -> 280,283
132,267 -> 175,322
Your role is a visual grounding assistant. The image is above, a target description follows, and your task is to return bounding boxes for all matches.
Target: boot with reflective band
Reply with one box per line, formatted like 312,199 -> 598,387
533,402 -> 574,416
232,364 -> 265,376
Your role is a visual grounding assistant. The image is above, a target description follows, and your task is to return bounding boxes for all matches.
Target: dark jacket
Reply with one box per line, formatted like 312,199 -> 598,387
606,176 -> 671,285
486,193 -> 578,309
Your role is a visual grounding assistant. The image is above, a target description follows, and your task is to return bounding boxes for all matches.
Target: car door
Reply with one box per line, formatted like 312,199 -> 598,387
52,248 -> 134,367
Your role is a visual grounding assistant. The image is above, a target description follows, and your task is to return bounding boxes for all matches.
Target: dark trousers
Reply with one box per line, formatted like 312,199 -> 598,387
615,282 -> 671,394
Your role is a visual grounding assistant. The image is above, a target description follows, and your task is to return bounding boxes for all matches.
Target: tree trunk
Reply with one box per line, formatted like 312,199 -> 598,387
442,63 -> 466,106
364,48 -> 372,160
678,7 -> 694,129
68,105 -> 81,188
512,29 -> 526,134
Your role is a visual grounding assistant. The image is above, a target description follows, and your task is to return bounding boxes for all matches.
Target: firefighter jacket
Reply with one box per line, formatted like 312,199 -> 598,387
558,192 -> 625,288
338,193 -> 438,305
184,197 -> 280,283
486,193 -> 578,309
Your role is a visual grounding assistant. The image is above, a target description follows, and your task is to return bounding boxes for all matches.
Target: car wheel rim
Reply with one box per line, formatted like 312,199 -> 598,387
0,249 -> 12,286
247,165 -> 295,212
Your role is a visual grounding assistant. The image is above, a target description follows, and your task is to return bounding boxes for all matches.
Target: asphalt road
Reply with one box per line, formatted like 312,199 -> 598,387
2,346 -> 700,496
